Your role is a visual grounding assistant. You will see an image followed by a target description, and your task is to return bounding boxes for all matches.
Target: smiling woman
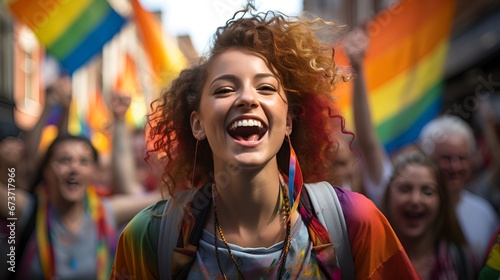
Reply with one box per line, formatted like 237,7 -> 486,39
382,150 -> 479,279
0,94 -> 161,280
111,3 -> 420,279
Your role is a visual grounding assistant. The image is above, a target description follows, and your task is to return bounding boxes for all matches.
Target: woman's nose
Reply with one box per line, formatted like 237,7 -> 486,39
235,86 -> 259,108
409,190 -> 423,203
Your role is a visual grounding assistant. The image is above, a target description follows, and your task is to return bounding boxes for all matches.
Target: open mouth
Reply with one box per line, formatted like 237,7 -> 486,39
403,210 -> 425,219
227,118 -> 268,142
65,177 -> 83,189
67,177 -> 79,184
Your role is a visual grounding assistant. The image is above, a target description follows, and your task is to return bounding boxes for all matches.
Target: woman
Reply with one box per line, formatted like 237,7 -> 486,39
112,6 -> 419,279
344,26 -> 499,264
382,150 -> 479,279
0,94 -> 159,279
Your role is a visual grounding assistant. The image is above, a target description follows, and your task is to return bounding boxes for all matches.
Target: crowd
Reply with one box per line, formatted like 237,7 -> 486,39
0,78 -> 160,279
1,3 -> 499,280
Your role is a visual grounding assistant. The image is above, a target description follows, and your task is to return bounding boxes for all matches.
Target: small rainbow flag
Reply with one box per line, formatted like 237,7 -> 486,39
337,0 -> 456,154
115,54 -> 147,129
6,0 -> 126,74
131,0 -> 187,88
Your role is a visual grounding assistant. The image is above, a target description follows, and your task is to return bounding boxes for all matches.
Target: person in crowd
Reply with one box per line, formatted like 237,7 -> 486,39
342,27 -> 392,208
344,27 -> 499,263
0,75 -> 72,191
0,74 -> 72,280
382,150 -> 479,279
0,92 -> 160,279
111,5 -> 419,279
418,114 -> 500,262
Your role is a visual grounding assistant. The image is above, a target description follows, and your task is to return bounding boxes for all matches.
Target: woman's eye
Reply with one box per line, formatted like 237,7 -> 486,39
58,157 -> 71,165
422,186 -> 437,196
395,184 -> 412,193
258,85 -> 277,92
214,87 -> 233,95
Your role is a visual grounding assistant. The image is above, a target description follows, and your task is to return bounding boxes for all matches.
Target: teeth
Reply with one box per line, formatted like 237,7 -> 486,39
230,119 -> 263,129
67,178 -> 79,184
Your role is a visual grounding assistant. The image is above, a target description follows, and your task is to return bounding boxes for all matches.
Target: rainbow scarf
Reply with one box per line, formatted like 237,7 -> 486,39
287,137 -> 303,216
286,139 -> 340,278
36,186 -> 114,279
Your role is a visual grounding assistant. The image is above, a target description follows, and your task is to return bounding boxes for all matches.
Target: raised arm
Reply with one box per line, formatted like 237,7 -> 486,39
343,28 -> 391,206
18,75 -> 72,177
108,93 -> 161,226
110,93 -> 142,195
53,76 -> 72,137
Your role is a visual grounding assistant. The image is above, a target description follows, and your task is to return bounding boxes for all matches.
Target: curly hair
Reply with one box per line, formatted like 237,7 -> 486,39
146,5 -> 352,196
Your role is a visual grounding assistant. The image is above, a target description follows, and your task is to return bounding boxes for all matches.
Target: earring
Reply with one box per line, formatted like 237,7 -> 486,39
191,138 -> 201,187
286,135 -> 303,216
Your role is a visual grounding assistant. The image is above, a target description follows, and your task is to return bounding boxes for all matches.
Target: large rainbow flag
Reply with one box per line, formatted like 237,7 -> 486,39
338,0 -> 456,154
5,0 -> 126,74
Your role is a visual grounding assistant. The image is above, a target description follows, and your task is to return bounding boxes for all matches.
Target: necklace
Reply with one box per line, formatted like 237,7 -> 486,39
212,182 -> 292,279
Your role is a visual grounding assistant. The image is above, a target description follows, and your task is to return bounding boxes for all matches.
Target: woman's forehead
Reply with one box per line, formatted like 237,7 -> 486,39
52,141 -> 93,157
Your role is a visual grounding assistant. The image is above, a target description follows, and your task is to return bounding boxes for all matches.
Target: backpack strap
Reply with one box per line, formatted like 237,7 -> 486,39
158,190 -> 195,280
304,182 -> 355,279
158,182 -> 354,279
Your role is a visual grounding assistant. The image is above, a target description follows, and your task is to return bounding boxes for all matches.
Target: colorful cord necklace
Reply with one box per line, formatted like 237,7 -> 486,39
212,182 -> 292,279
36,186 -> 114,279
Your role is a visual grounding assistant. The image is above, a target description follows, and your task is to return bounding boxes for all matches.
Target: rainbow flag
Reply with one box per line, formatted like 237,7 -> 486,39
131,0 -> 187,88
338,0 -> 456,154
115,54 -> 147,129
6,0 -> 126,74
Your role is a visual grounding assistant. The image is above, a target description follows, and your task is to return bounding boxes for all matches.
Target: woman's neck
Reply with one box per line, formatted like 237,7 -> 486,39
52,197 -> 85,234
209,162 -> 293,247
400,234 -> 437,279
215,166 -> 281,226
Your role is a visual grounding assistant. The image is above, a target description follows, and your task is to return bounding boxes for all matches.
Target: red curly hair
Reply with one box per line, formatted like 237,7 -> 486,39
146,5 -> 353,196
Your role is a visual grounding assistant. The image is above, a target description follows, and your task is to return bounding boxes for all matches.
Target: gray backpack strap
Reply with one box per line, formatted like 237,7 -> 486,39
158,190 -> 195,280
304,182 -> 355,279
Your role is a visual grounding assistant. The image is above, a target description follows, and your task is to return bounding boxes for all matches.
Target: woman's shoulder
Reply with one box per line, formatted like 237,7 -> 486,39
112,200 -> 168,279
334,187 -> 381,222
120,200 -> 168,241
333,187 -> 420,278
333,187 -> 401,250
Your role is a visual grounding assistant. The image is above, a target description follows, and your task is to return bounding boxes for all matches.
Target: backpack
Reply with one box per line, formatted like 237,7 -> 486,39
158,181 -> 355,279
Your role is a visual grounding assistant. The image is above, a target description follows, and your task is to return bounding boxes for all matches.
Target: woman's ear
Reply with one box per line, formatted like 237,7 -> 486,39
190,111 -> 206,140
286,114 -> 293,136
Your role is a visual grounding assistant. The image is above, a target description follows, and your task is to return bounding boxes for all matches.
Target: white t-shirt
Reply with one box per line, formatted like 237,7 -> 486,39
189,217 -> 327,279
361,150 -> 393,208
456,189 -> 500,262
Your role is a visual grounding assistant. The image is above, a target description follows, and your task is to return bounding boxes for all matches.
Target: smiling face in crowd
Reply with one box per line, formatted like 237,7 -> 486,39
387,163 -> 440,242
44,139 -> 96,204
191,49 -> 292,172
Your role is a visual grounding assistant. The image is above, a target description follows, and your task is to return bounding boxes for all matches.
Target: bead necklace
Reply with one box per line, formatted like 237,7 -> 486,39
212,182 -> 292,279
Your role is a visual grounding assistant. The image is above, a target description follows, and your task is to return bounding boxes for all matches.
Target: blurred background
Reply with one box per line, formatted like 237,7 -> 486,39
0,0 -> 499,158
